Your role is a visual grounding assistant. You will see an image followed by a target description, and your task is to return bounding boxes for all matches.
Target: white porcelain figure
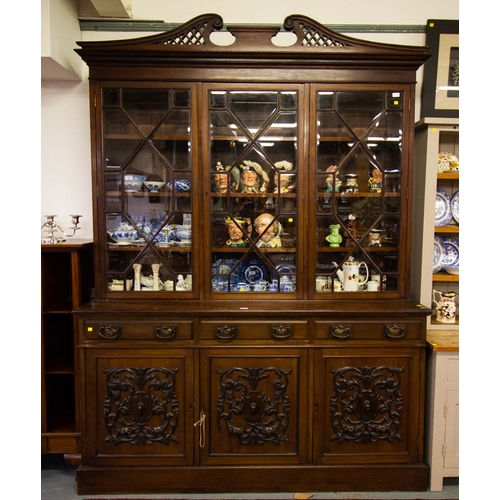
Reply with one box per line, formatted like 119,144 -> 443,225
152,263 -> 160,290
133,263 -> 142,291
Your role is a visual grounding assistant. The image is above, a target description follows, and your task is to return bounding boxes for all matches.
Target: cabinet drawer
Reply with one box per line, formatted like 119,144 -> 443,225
200,319 -> 307,342
314,320 -> 420,341
84,320 -> 193,341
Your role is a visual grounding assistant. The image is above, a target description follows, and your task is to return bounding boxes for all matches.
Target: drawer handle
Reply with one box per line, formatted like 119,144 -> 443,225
98,324 -> 122,340
330,324 -> 351,339
385,323 -> 406,339
155,325 -> 177,339
215,325 -> 237,340
271,324 -> 292,339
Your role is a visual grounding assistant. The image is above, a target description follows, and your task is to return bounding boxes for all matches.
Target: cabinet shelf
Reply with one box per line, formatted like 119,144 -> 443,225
319,245 -> 398,252
108,244 -> 192,251
432,272 -> 459,282
435,225 -> 459,233
437,171 -> 459,180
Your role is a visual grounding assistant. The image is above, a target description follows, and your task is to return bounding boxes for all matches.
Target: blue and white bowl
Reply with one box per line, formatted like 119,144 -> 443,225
107,228 -> 138,244
144,181 -> 166,193
166,180 -> 191,193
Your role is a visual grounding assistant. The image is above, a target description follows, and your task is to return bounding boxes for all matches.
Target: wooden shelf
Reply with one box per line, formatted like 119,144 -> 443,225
437,171 -> 459,180
435,225 -> 459,233
432,272 -> 459,282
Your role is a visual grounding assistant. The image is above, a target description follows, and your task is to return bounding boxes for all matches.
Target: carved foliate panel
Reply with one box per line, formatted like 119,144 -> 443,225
103,366 -> 179,446
330,365 -> 404,444
216,366 -> 291,446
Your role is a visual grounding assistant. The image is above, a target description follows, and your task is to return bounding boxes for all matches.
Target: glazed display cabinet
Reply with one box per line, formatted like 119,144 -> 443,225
74,14 -> 430,495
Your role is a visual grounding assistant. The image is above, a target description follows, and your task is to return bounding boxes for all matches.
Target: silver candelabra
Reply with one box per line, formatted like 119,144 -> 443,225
41,214 -> 82,244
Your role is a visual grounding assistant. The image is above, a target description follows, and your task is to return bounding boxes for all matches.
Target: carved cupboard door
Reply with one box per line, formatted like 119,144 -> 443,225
199,348 -> 309,465
313,347 -> 424,465
82,347 -> 194,466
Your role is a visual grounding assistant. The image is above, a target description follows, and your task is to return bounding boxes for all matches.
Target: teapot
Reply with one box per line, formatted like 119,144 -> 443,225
335,256 -> 369,292
432,289 -> 457,323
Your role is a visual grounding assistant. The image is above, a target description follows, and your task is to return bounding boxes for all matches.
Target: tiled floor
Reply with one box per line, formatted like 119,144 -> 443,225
41,454 -> 459,500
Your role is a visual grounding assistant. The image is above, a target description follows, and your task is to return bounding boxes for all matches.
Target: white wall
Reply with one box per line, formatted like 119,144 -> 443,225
41,0 -> 459,240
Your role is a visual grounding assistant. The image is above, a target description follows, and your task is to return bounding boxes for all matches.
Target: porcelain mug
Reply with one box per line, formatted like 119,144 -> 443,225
268,280 -> 278,292
366,281 -> 380,291
253,280 -> 269,291
316,276 -> 329,292
280,283 -> 296,292
333,280 -> 344,291
165,280 -> 174,291
232,282 -> 251,292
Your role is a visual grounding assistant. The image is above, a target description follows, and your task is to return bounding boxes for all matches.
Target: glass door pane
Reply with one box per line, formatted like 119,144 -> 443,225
315,90 -> 404,295
208,88 -> 301,296
102,86 -> 194,294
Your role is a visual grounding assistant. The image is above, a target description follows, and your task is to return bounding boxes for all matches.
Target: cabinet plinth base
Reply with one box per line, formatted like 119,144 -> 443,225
76,464 -> 429,495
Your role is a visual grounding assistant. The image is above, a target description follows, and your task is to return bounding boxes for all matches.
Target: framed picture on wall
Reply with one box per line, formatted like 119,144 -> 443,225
421,19 -> 459,118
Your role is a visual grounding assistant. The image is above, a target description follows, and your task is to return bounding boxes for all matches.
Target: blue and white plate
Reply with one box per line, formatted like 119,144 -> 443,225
239,260 -> 268,284
433,236 -> 445,273
212,259 -> 239,277
272,262 -> 297,282
451,191 -> 459,224
435,187 -> 452,227
441,237 -> 459,269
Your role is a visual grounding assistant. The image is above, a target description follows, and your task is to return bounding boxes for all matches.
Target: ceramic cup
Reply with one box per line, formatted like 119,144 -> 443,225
366,281 -> 380,291
280,283 -> 296,292
316,277 -> 329,292
165,280 -> 174,291
253,280 -> 269,291
333,280 -> 344,291
268,280 -> 278,292
232,282 -> 251,292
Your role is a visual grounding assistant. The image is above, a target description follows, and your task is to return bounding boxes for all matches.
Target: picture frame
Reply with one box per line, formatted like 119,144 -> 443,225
421,19 -> 459,118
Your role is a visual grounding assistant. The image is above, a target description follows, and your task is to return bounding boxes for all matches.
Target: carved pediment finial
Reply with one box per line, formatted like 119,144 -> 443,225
284,14 -> 352,48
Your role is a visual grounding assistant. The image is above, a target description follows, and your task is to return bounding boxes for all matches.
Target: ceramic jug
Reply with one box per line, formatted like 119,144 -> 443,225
432,289 -> 457,323
335,256 -> 369,292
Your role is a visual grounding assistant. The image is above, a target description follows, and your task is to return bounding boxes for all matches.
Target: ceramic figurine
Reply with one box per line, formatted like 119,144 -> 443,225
133,263 -> 142,291
368,228 -> 382,247
325,165 -> 338,193
152,263 -> 160,290
226,217 -> 251,247
273,161 -> 296,193
233,160 -> 270,193
368,167 -> 382,193
345,214 -> 360,247
325,224 -> 342,247
345,173 -> 359,193
254,213 -> 282,248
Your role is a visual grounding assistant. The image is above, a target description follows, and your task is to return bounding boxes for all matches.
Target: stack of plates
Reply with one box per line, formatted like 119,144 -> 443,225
433,236 -> 459,275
